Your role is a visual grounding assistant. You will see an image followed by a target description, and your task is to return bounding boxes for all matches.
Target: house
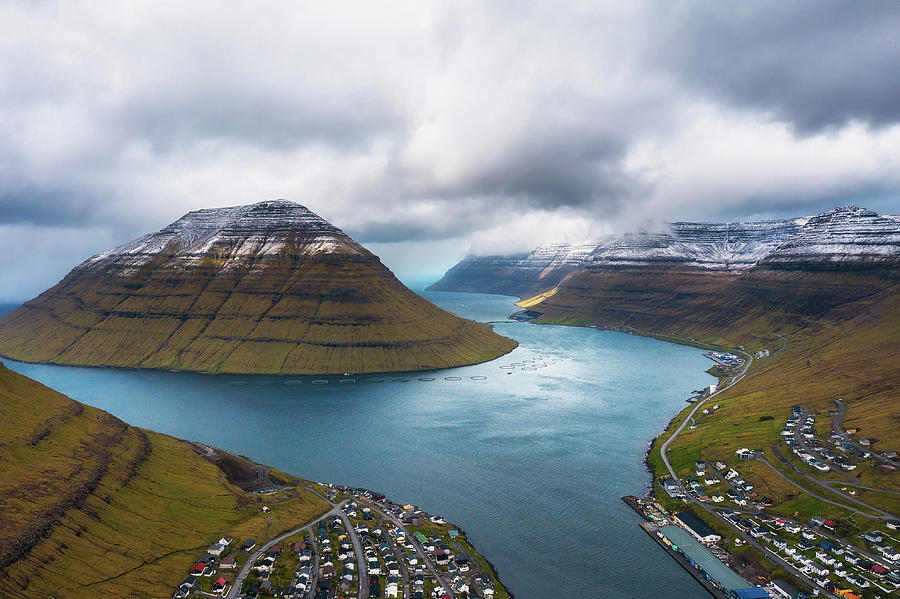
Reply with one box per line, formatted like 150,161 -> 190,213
871,564 -> 889,577
207,542 -> 227,557
885,519 -> 900,530
878,546 -> 900,562
735,448 -> 755,460
189,561 -> 208,576
241,539 -> 257,551
858,438 -> 871,446
809,515 -> 825,527
212,576 -> 228,595
861,531 -> 883,543
219,554 -> 237,570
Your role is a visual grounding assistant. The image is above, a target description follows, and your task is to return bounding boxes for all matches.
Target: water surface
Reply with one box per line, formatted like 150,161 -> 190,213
6,290 -> 714,598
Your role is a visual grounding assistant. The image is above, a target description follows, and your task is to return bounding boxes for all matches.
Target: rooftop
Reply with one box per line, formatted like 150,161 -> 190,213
658,525 -> 751,592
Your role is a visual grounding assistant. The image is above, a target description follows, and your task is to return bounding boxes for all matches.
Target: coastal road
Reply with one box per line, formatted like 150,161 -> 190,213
659,340 -> 757,496
659,332 -> 788,497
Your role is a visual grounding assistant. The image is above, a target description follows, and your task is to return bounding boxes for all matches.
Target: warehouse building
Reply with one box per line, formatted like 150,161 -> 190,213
656,525 -> 769,599
675,511 -> 722,543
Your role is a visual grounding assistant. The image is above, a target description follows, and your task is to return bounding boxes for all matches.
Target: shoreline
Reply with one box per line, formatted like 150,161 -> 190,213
0,336 -> 519,378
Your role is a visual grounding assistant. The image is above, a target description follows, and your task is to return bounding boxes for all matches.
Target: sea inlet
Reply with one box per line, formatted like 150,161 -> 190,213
4,290 -> 715,598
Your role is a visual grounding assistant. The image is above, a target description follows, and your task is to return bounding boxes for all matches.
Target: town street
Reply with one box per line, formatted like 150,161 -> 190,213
226,500 -> 346,599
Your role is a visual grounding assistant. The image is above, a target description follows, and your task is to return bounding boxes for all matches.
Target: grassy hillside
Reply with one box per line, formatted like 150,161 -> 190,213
0,250 -> 516,375
0,361 -> 330,598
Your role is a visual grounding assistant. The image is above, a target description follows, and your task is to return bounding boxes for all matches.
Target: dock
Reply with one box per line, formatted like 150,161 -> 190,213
638,522 -> 729,599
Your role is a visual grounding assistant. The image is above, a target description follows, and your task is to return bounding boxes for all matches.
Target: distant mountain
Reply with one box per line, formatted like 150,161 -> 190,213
759,206 -> 900,270
491,206 -> 899,339
591,219 -> 806,270
0,200 -> 515,374
429,207 -> 898,299
427,240 -> 607,297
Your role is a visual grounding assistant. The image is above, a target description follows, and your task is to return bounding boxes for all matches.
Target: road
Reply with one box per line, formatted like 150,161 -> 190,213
226,508 -> 339,599
691,499 -> 842,599
225,481 -> 346,599
832,398 -> 899,469
761,450 -> 894,519
659,333 -> 769,496
365,501 -> 457,598
653,333 -> 843,597
338,509 -> 369,599
765,404 -> 897,519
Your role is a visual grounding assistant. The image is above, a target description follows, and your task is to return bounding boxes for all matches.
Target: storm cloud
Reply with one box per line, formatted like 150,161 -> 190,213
1,0 -> 899,299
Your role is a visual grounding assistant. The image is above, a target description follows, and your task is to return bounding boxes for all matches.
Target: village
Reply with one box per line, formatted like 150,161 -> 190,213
631,404 -> 900,599
171,484 -> 506,599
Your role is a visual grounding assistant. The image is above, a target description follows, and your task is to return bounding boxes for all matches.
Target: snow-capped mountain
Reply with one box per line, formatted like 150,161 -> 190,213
590,219 -> 807,270
81,200 -> 365,275
0,200 -> 515,374
427,239 -> 608,296
760,206 -> 900,270
431,207 -> 899,297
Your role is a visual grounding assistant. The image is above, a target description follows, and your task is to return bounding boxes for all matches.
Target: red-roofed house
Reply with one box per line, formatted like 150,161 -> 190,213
212,576 -> 228,594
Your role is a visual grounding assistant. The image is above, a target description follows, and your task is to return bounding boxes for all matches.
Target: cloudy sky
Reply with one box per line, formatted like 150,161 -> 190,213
2,1 -> 900,301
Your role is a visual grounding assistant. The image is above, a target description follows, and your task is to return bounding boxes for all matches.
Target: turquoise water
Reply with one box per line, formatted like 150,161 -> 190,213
5,291 -> 714,598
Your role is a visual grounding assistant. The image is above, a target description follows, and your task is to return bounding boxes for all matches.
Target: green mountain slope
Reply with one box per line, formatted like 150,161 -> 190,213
0,361 -> 331,598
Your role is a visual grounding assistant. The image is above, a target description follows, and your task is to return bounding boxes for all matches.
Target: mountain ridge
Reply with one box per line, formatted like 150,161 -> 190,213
428,206 -> 898,298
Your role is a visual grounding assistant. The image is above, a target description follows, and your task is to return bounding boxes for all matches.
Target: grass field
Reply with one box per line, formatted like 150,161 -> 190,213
0,361 -> 330,598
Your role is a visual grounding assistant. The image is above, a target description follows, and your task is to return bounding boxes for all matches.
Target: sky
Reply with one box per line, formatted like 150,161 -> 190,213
2,1 -> 900,301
